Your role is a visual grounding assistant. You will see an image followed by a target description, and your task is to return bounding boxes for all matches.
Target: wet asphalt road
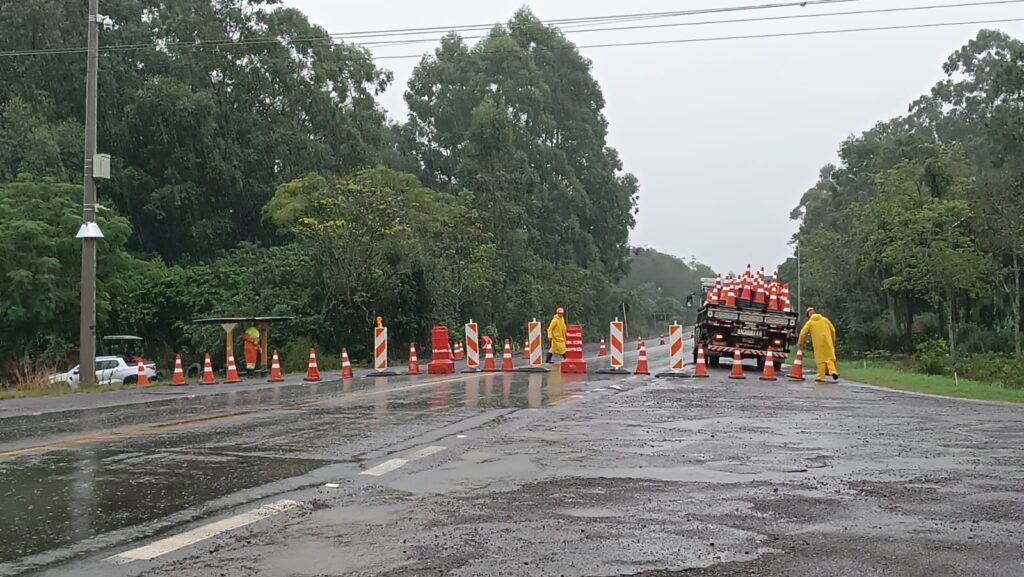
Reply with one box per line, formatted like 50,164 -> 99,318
2,339 -> 1024,577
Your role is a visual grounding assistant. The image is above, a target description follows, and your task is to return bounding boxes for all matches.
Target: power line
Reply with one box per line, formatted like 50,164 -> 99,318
354,1 -> 1024,48
0,3 -> 1019,58
368,17 -> 1024,61
0,0 -> 867,57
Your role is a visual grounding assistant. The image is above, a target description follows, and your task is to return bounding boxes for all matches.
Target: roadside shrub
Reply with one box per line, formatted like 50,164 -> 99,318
957,324 -> 1014,356
913,339 -> 952,375
958,352 -> 1024,389
865,349 -> 893,363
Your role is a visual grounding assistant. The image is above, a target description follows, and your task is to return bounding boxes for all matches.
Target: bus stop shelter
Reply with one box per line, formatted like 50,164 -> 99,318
194,316 -> 294,374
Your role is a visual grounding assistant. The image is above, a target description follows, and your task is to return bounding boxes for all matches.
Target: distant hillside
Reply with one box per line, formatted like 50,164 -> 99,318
617,248 -> 716,331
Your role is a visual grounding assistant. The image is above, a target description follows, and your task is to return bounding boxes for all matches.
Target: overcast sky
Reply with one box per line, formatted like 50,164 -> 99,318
287,0 -> 1024,273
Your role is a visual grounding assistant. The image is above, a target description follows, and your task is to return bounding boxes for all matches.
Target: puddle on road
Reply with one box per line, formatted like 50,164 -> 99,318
0,370 -> 594,565
0,447 -> 327,564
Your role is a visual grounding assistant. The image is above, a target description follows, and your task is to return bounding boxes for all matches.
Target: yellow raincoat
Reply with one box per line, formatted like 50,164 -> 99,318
797,313 -> 838,381
547,314 -> 567,355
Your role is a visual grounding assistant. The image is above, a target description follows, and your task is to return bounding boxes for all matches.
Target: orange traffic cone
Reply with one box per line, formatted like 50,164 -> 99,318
225,355 -> 241,384
453,342 -> 465,361
767,284 -> 780,311
136,360 -> 150,387
482,341 -> 497,372
634,343 -> 651,375
755,281 -> 767,306
408,342 -> 421,375
724,279 -> 738,308
201,353 -> 216,385
660,334 -> 666,346
341,348 -> 354,379
304,348 -> 321,382
728,348 -> 746,380
268,350 -> 284,382
171,354 -> 186,386
693,344 -> 709,378
637,337 -> 642,350
523,339 -> 530,360
740,278 -> 753,302
788,349 -> 806,381
502,339 -> 514,372
598,337 -> 607,356
760,354 -> 778,381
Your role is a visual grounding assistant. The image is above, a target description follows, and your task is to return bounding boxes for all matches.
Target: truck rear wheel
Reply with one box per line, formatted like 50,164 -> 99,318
756,357 -> 766,371
774,360 -> 783,371
708,355 -> 720,368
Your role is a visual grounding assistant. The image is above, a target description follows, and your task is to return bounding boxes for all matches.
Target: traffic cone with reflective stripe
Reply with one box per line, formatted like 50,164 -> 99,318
341,348 -> 354,379
453,342 -> 464,361
728,348 -> 746,380
304,348 -> 321,382
136,360 -> 150,387
225,355 -> 241,384
268,350 -> 284,382
201,353 -> 216,385
482,341 -> 497,372
598,337 -> 607,357
523,339 -> 530,360
768,283 -> 780,311
755,281 -> 767,306
724,278 -> 738,307
693,344 -> 709,378
660,333 -> 666,346
788,349 -> 806,381
634,343 -> 651,375
760,354 -> 778,381
407,342 -> 421,375
502,339 -> 514,372
172,354 -> 186,386
637,336 -> 642,350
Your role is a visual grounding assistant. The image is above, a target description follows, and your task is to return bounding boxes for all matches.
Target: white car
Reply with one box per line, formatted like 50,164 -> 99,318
49,356 -> 157,387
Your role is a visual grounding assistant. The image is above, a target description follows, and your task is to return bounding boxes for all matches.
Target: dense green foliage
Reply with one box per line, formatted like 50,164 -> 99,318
780,30 -> 1024,386
0,2 -> 690,379
620,248 -> 715,329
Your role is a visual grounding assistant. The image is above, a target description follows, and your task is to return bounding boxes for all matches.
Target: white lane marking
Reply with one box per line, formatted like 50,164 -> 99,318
106,500 -> 299,564
324,483 -> 340,488
456,434 -> 468,439
360,445 -> 447,477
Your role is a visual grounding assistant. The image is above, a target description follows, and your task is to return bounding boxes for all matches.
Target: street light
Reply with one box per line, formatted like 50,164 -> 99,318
78,1 -> 111,388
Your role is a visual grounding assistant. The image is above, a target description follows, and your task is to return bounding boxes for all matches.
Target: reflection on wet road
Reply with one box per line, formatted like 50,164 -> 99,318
0,364 -> 611,571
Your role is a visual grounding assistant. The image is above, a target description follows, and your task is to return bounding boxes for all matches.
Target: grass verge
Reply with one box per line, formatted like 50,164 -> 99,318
788,350 -> 1024,404
0,381 -> 163,401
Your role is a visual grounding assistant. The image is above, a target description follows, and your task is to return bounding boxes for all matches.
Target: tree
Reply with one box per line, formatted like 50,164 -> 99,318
405,8 -> 638,278
0,176 -> 134,376
0,0 -> 394,262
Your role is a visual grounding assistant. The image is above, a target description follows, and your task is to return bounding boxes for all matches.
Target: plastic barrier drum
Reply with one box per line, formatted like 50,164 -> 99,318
596,318 -> 630,374
428,326 -> 455,374
561,325 -> 587,373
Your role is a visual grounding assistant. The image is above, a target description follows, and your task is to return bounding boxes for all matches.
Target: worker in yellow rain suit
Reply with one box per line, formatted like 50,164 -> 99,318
546,307 -> 567,364
243,326 -> 261,371
797,307 -> 839,382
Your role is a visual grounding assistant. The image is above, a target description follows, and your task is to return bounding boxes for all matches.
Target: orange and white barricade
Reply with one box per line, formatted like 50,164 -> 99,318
596,318 -> 630,374
656,322 -> 691,378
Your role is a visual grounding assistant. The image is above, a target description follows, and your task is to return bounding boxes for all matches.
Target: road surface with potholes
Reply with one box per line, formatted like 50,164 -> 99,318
1,340 -> 1022,577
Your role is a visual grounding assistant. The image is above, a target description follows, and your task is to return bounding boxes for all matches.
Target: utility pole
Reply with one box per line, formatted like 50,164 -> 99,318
796,241 -> 802,315
78,0 -> 102,388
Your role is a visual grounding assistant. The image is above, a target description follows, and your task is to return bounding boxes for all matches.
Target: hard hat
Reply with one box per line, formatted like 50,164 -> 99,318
556,307 -> 565,315
805,307 -> 816,317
